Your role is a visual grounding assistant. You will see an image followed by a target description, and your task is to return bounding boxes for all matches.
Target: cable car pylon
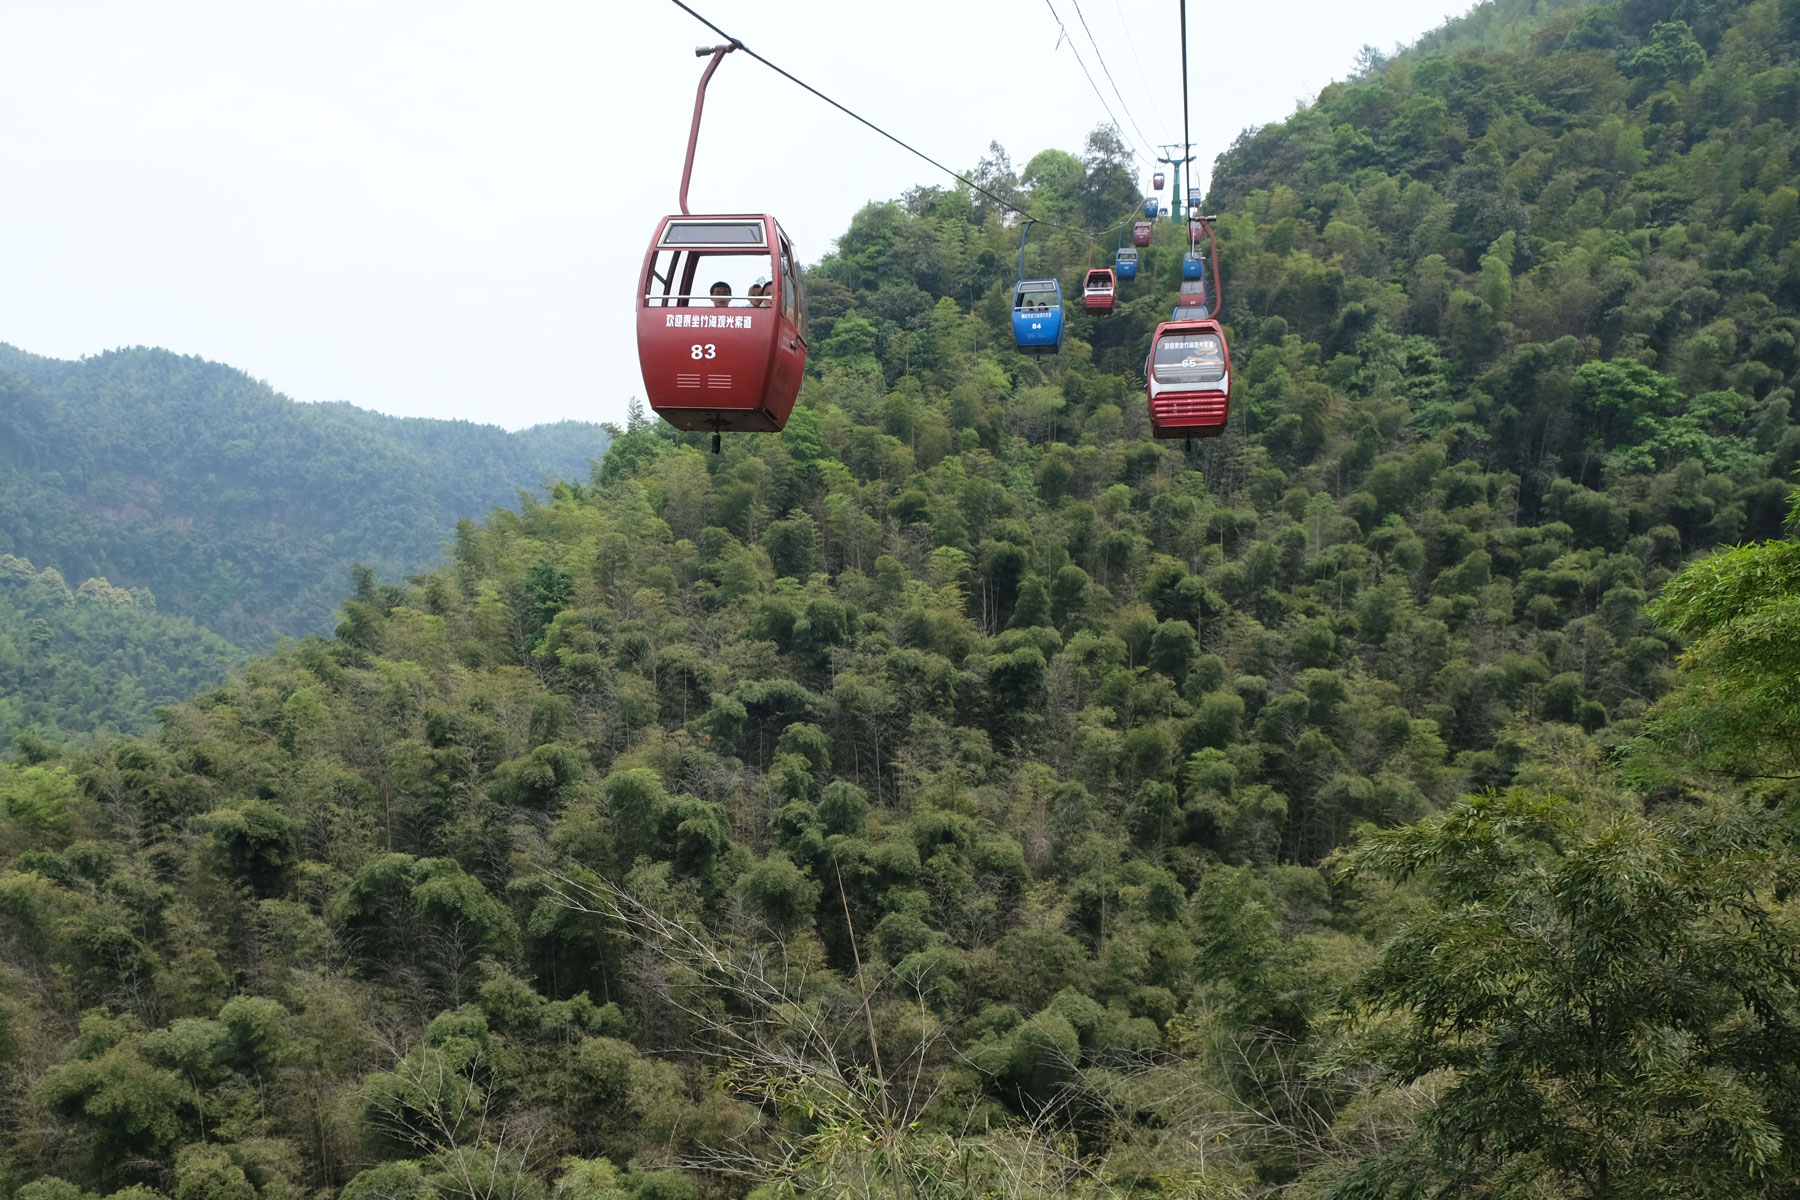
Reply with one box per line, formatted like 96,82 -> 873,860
1156,143 -> 1197,222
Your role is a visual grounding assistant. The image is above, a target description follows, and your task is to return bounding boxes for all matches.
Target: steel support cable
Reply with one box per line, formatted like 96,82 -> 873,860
1040,0 -> 1153,168
1179,0 -> 1192,208
1175,0 -> 1220,314
663,0 -> 1148,241
1111,0 -> 1161,120
1069,0 -> 1160,158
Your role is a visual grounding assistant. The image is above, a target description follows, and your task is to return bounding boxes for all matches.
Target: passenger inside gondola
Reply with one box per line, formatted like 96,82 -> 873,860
644,243 -> 768,308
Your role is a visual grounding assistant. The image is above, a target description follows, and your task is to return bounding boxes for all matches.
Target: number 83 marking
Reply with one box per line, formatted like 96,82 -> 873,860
689,344 -> 716,360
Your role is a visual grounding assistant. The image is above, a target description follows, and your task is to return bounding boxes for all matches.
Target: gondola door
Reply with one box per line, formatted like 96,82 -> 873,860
766,228 -> 807,429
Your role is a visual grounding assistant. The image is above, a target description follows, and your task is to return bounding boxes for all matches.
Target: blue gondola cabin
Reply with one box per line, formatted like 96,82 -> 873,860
1012,280 -> 1065,355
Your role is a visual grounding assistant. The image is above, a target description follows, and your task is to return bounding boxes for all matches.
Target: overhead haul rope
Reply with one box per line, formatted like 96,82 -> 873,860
1176,0 -> 1223,316
1179,0 -> 1193,209
1111,0 -> 1161,119
1040,0 -> 1152,168
1067,0 -> 1160,158
663,0 -> 1150,242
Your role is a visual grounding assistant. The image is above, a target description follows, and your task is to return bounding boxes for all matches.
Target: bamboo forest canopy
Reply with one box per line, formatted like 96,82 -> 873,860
0,554 -> 244,751
7,0 -> 1800,1196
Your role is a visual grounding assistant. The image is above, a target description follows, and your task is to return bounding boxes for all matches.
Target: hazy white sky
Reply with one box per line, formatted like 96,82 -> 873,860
1,0 -> 1470,431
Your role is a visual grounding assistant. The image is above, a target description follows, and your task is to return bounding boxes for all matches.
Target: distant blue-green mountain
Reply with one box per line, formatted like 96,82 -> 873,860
0,343 -> 611,650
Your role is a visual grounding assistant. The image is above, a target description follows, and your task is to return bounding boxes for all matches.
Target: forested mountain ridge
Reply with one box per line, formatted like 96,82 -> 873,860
1401,0 -> 1596,59
6,0 -> 1800,1197
0,344 -> 612,649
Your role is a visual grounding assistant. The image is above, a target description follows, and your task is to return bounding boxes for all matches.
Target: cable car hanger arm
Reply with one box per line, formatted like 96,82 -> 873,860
1189,213 -> 1224,316
679,41 -> 741,216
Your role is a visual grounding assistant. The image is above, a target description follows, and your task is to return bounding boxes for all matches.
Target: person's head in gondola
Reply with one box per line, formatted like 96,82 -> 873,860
709,281 -> 731,307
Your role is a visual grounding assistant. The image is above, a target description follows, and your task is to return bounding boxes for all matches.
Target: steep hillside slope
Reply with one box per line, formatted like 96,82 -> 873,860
1403,0 -> 1596,58
5,0 -> 1800,1197
1209,0 -> 1800,529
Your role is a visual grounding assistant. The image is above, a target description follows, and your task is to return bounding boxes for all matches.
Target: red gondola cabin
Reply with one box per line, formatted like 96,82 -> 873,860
1175,277 -> 1210,318
637,214 -> 807,437
1133,220 -> 1153,247
1146,319 -> 1231,439
1153,170 -> 1165,190
1083,268 -> 1116,313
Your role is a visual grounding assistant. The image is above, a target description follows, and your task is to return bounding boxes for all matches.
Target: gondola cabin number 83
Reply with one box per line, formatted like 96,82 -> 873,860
635,44 -> 808,451
636,215 -> 806,436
